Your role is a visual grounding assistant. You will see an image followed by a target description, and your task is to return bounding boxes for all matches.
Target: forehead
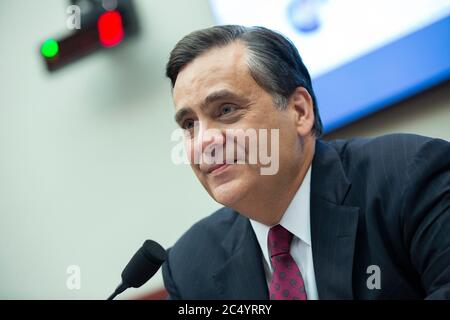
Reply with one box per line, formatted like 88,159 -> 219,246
172,42 -> 257,109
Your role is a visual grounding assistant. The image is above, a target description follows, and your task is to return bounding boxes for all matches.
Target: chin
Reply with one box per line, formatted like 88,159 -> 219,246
210,179 -> 246,208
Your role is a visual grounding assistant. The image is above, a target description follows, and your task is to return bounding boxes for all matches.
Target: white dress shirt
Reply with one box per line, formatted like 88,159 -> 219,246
250,165 -> 319,300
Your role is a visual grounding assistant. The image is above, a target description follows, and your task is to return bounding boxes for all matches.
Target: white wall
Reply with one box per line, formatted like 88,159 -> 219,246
0,0 -> 448,300
0,0 -> 218,299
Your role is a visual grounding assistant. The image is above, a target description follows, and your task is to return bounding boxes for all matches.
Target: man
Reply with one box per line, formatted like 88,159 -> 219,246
162,25 -> 450,299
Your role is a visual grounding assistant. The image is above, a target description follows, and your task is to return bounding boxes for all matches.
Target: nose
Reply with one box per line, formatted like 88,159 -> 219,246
198,121 -> 224,155
192,121 -> 225,165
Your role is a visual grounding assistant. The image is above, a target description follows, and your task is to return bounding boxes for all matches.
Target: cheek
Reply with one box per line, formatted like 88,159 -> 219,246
186,144 -> 194,164
279,129 -> 302,166
184,138 -> 198,164
185,139 -> 206,180
224,131 -> 248,162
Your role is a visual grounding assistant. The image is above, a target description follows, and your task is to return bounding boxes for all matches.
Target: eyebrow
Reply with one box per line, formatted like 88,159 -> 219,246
174,89 -> 248,124
174,107 -> 193,125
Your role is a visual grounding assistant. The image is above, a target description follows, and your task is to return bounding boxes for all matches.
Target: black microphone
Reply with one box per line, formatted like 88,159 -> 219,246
107,239 -> 167,300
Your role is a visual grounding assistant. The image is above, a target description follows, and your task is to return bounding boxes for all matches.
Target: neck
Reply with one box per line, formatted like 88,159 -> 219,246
236,136 -> 316,226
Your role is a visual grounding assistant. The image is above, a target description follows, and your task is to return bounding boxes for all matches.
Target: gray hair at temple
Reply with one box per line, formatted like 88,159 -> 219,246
166,25 -> 323,137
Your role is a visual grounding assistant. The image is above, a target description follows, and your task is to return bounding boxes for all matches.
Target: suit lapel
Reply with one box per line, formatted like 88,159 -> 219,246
211,140 -> 360,300
310,140 -> 360,299
212,215 -> 269,299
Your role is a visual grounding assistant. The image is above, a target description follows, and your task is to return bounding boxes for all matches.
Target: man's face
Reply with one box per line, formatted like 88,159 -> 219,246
172,42 -> 306,217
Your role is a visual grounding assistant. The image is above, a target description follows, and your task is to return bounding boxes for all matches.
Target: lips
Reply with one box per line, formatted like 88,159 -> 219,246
202,159 -> 238,174
208,164 -> 229,174
206,163 -> 225,174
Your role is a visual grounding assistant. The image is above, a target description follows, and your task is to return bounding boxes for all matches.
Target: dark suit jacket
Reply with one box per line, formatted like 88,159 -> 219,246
162,134 -> 450,299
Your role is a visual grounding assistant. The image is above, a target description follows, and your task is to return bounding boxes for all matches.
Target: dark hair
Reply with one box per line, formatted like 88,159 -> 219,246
166,25 -> 323,137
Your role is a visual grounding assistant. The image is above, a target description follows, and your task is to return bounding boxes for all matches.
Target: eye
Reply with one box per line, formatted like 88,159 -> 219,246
182,119 -> 195,130
219,104 -> 236,116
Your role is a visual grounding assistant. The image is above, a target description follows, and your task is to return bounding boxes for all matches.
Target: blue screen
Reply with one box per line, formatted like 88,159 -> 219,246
210,0 -> 450,132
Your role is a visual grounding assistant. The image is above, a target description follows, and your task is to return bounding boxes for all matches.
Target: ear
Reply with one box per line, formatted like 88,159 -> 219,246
290,87 -> 315,137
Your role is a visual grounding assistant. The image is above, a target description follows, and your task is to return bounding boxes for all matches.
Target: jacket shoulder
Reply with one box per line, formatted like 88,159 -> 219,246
162,207 -> 243,298
171,207 -> 240,252
328,133 -> 435,161
327,133 -> 444,179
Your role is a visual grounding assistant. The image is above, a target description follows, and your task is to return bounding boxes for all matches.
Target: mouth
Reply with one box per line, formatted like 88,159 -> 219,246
207,159 -> 238,175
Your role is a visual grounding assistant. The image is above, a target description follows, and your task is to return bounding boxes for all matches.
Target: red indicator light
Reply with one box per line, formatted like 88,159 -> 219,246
98,11 -> 124,48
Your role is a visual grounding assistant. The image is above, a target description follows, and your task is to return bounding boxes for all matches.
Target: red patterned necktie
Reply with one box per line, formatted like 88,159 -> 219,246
268,224 -> 307,300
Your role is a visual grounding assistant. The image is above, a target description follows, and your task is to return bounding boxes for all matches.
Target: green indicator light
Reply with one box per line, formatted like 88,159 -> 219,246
41,39 -> 59,59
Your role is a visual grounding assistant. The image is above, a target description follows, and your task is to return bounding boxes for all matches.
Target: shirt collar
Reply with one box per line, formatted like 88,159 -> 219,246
250,165 -> 312,267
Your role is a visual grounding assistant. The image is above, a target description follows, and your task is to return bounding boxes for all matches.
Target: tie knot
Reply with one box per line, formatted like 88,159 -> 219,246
268,225 -> 293,257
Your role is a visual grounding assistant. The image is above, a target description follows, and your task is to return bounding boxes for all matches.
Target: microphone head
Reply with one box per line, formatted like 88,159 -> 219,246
121,239 -> 167,288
